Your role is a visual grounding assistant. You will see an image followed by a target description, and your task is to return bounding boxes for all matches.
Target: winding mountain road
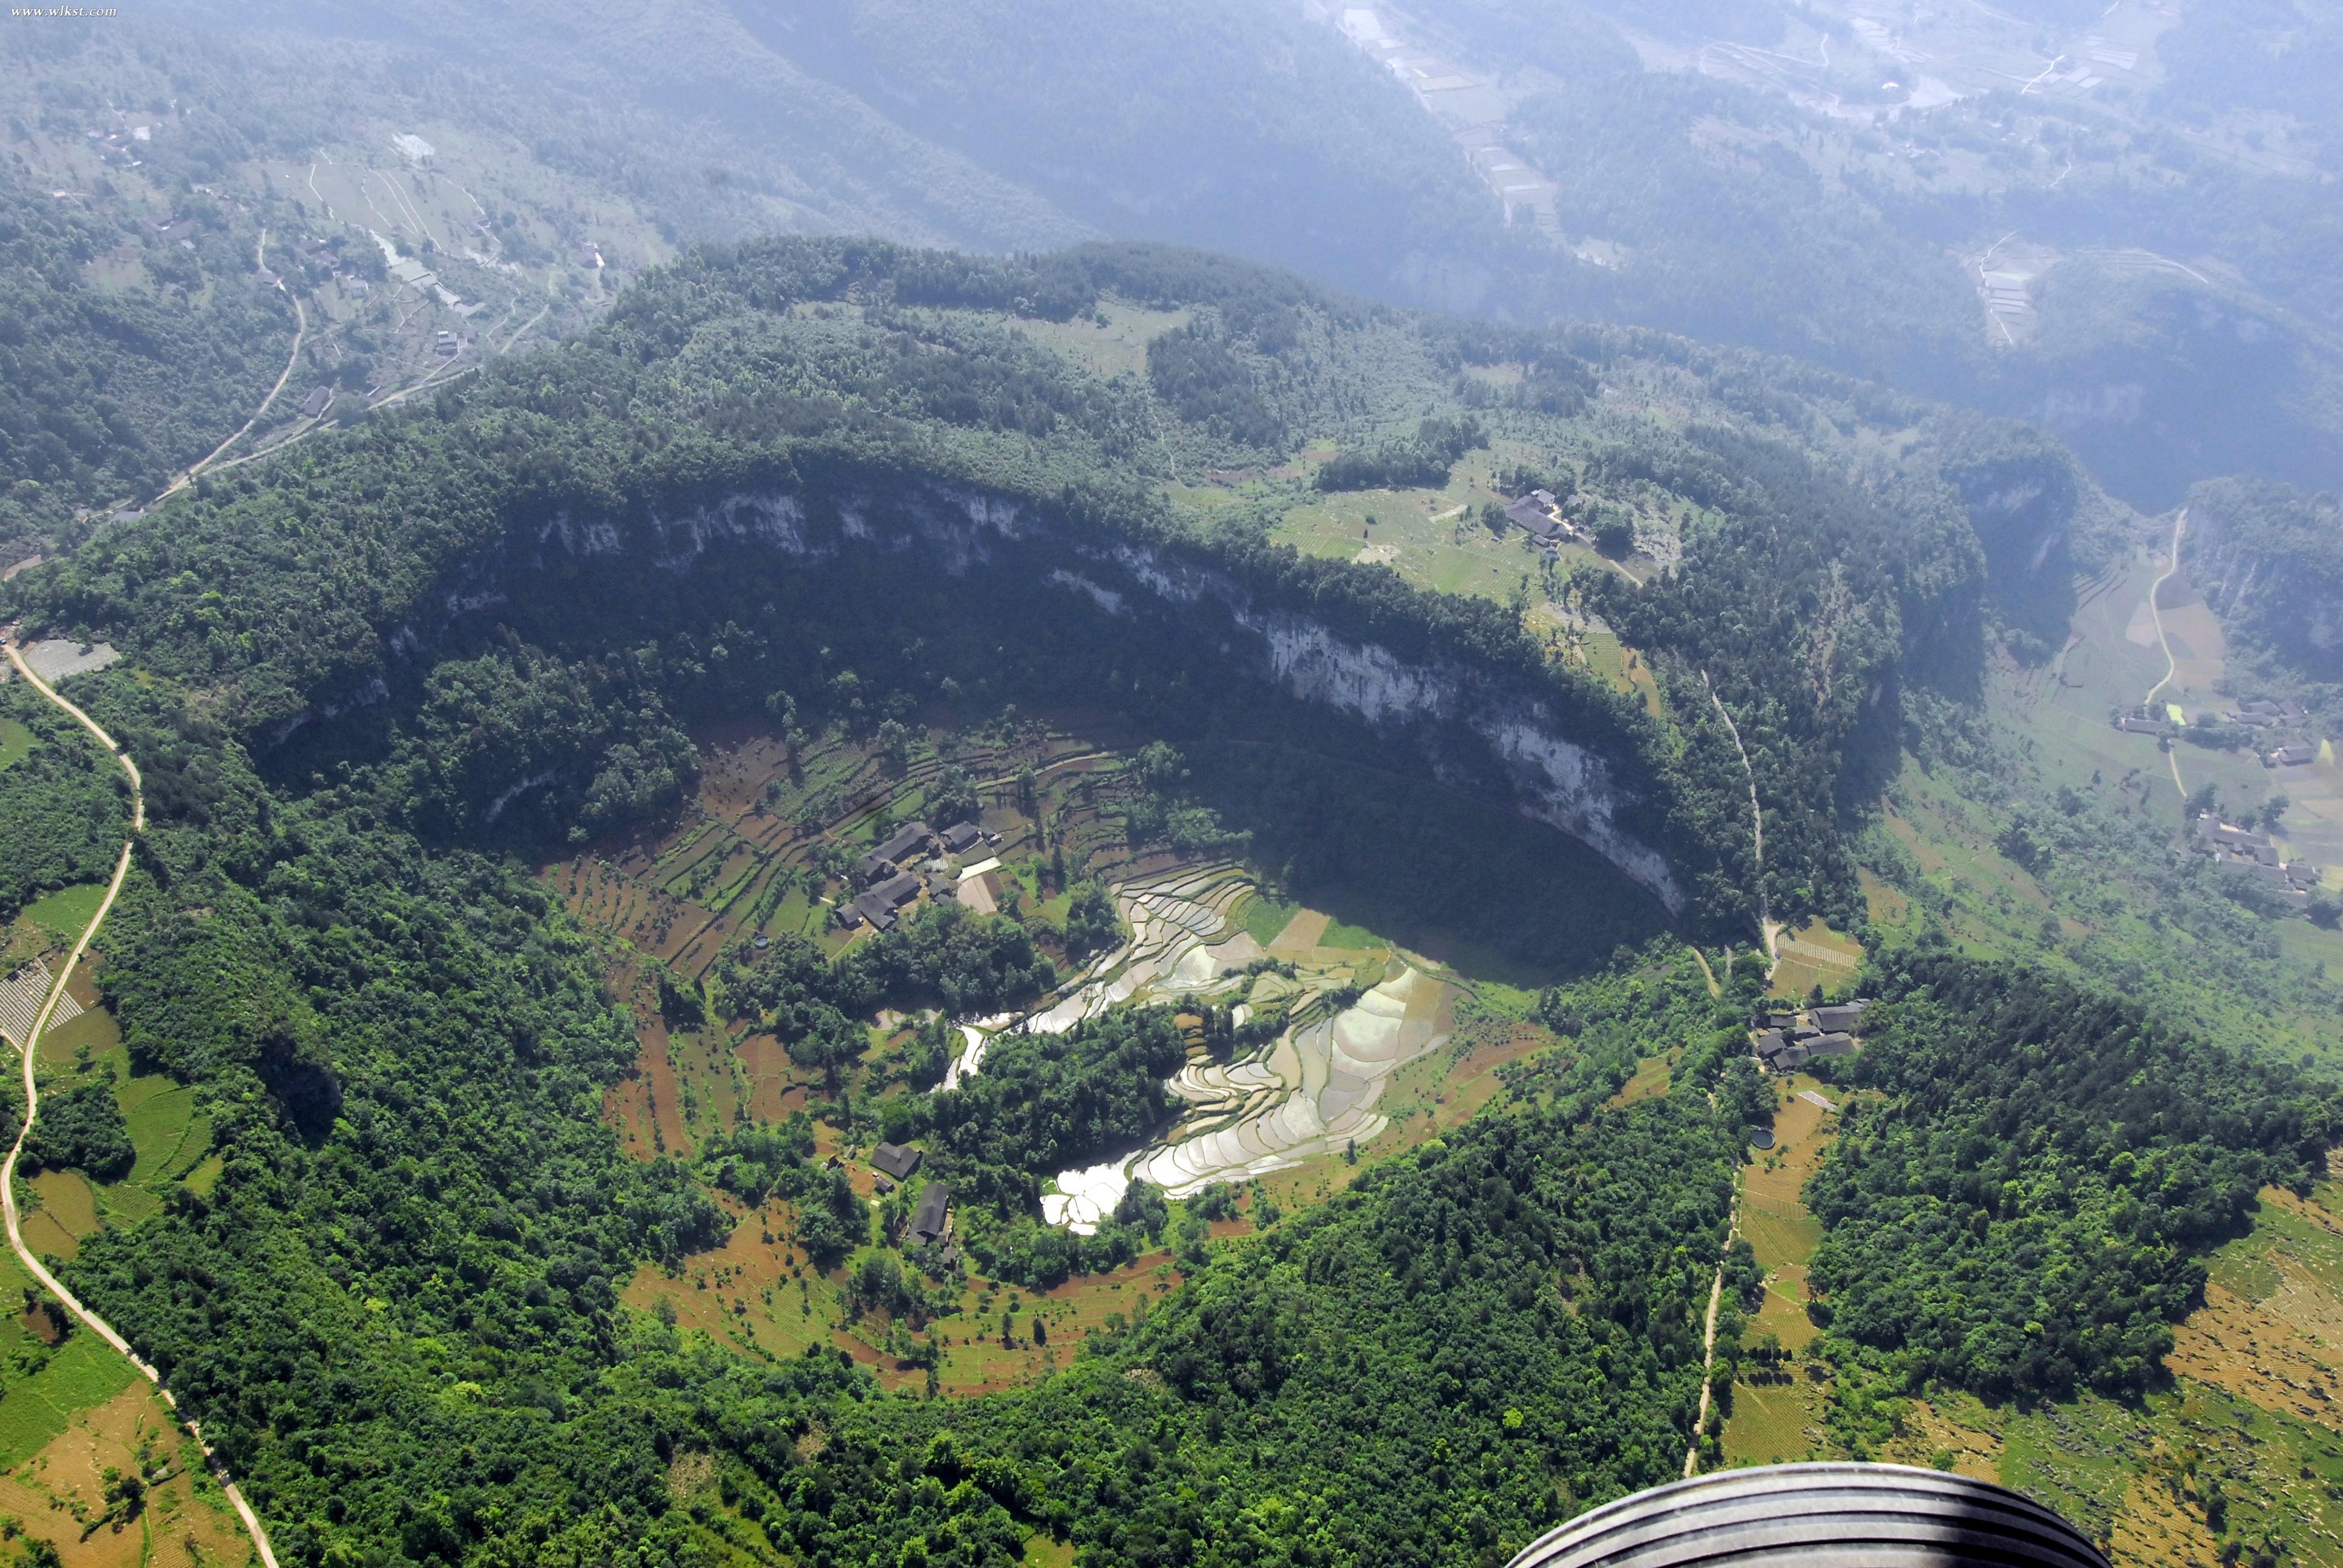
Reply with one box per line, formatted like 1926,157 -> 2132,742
2144,508 -> 2192,800
2,636 -> 280,1568
152,228 -> 308,506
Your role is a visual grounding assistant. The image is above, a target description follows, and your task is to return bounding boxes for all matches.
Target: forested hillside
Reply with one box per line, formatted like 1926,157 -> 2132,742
8,0 -> 2338,540
6,229 -> 2333,1567
5,238 -> 2114,941
0,160 -> 295,553
1809,949 -> 2333,1408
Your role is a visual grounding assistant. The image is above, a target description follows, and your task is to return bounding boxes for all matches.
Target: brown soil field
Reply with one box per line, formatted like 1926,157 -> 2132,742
1607,1054 -> 1672,1109
2167,1186 -> 2343,1423
0,1383 -> 251,1568
1722,1079 -> 1838,1467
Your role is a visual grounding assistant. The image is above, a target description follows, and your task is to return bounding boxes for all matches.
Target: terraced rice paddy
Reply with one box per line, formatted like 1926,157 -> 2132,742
929,864 -> 1457,1230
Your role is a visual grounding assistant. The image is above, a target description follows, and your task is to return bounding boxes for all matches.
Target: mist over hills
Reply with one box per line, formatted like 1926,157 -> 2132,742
15,0 -> 2334,510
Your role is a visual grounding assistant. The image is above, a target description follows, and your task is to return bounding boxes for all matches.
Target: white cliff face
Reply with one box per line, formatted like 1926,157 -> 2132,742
537,492 -> 816,567
1484,720 -> 1680,904
445,479 -> 1685,911
1254,616 -> 1447,725
1236,612 -> 1683,912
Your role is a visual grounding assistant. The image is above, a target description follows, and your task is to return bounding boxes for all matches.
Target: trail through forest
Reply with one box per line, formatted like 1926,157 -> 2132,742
1702,670 -> 1777,958
1,635 -> 283,1568
1685,1187 -> 1738,1478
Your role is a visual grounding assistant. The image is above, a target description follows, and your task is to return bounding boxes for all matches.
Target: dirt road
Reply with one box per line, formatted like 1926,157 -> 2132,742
1,635 -> 281,1568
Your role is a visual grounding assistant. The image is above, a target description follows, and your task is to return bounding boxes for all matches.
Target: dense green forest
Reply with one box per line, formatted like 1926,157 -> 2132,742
0,678 -> 125,925
1807,947 -> 2335,1412
3,237 -> 2109,941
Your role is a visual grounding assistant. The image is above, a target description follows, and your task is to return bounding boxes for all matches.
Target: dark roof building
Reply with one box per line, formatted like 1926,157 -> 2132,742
1806,1032 -> 1855,1057
911,1182 -> 950,1245
1812,1004 -> 1867,1033
874,822 -> 934,864
1504,496 -> 1568,544
301,386 -> 334,419
939,822 -> 983,855
2270,744 -> 2316,767
1752,1030 -> 1786,1056
872,1142 -> 923,1181
852,871 -> 925,930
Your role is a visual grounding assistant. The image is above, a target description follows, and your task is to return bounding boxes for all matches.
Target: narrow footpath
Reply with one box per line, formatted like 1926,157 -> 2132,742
1685,1174 -> 1741,1478
1692,669 -> 1763,1474
2,636 -> 281,1568
1702,670 -> 1778,959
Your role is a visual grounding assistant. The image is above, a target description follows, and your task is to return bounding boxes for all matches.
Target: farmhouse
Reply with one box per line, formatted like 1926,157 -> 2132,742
844,870 -> 925,931
301,387 -> 334,419
911,1182 -> 951,1245
2269,744 -> 2316,768
1812,1002 -> 1867,1033
871,1142 -> 923,1181
939,821 -> 983,855
1502,494 -> 1571,546
856,822 -> 937,884
2192,811 -> 2322,906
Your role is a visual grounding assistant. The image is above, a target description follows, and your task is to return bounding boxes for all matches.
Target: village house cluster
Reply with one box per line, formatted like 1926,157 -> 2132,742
2112,695 -> 2321,768
1750,998 -> 1870,1073
834,817 -> 996,932
2193,811 -> 2322,909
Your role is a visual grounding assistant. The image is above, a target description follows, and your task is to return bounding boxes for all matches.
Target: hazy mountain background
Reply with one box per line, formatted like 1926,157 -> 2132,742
8,0 -> 2343,539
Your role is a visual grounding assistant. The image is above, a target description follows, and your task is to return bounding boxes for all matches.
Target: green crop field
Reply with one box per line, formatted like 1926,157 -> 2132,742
0,717 -> 33,771
22,1332 -> 137,1419
0,1385 -> 67,1471
21,881 -> 106,946
122,1081 -> 205,1184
